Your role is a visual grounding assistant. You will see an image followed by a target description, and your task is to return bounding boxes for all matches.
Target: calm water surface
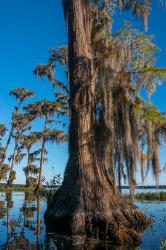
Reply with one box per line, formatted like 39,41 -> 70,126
0,190 -> 165,250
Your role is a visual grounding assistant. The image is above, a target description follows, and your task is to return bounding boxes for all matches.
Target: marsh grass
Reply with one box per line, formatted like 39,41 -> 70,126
0,184 -> 35,193
135,192 -> 166,201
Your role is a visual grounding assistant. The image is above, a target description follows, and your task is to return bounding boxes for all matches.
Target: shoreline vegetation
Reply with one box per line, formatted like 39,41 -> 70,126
1,184 -> 166,201
134,192 -> 166,201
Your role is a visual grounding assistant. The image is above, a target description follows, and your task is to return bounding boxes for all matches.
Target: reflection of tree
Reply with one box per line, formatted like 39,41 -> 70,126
5,192 -> 26,248
20,193 -> 44,248
35,195 -> 43,245
0,195 -> 6,246
1,191 -> 141,250
7,191 -> 39,249
1,192 -> 30,249
21,192 -> 36,233
1,193 -> 142,250
46,234 -> 140,250
6,192 -> 13,242
1,192 -> 23,249
1,192 -> 45,249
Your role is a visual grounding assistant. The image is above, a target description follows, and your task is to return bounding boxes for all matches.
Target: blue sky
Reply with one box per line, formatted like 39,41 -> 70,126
0,0 -> 166,185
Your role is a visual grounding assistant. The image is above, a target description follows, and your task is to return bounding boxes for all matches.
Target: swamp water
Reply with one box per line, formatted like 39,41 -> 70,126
0,191 -> 165,250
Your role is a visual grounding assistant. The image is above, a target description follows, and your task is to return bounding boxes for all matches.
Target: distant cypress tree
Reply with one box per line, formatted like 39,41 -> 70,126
0,88 -> 34,166
24,99 -> 67,190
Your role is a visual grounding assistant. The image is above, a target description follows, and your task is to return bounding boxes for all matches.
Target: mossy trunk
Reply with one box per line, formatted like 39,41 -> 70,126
45,0 -> 149,244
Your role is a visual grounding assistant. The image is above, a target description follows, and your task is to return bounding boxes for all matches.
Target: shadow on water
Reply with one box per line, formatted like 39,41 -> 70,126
0,191 -> 166,249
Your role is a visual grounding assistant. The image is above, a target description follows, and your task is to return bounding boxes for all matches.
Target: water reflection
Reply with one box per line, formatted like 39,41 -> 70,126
0,191 -> 166,249
0,192 -> 46,249
45,234 -> 140,250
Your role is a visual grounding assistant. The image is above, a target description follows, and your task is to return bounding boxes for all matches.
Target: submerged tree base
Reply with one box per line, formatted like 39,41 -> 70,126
45,189 -> 149,245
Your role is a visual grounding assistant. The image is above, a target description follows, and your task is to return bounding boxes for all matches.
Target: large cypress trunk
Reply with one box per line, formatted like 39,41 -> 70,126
45,0 -> 148,244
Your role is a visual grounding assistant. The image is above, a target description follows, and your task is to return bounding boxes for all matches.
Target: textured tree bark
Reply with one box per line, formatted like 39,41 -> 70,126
45,0 -> 149,244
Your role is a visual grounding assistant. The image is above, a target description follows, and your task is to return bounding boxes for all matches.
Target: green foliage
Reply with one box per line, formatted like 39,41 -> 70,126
10,87 -> 34,103
27,176 -> 38,187
111,22 -> 166,96
0,164 -> 10,181
49,46 -> 68,66
0,124 -> 6,137
0,200 -> 6,219
23,165 -> 40,175
132,98 -> 166,125
34,47 -> 69,94
7,170 -> 16,187
43,129 -> 67,143
88,0 -> 152,30
24,99 -> 65,118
